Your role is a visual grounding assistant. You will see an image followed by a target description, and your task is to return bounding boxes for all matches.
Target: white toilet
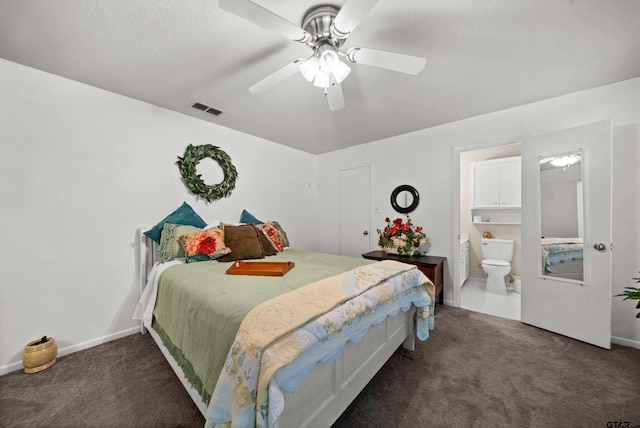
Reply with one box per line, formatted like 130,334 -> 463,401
481,238 -> 515,294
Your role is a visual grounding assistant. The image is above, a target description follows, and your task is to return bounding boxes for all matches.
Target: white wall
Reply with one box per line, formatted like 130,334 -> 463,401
317,77 -> 640,347
0,59 -> 318,373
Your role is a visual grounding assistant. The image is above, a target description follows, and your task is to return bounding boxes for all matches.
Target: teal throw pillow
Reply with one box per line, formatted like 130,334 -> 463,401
239,209 -> 264,225
144,202 -> 207,243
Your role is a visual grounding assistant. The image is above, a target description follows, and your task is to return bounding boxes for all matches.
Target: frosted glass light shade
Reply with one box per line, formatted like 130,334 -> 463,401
319,49 -> 339,73
313,71 -> 332,88
299,57 -> 320,82
332,60 -> 351,83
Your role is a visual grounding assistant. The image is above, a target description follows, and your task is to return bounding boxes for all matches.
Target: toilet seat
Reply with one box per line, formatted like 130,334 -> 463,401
482,259 -> 510,267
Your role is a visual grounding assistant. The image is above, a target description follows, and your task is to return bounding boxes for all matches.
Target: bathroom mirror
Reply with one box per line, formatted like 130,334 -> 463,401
538,150 -> 584,283
391,185 -> 419,213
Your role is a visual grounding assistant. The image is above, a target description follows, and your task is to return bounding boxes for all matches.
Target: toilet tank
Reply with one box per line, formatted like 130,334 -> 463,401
481,238 -> 515,262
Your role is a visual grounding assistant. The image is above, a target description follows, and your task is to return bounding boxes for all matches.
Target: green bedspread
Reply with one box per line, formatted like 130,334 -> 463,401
151,249 -> 375,404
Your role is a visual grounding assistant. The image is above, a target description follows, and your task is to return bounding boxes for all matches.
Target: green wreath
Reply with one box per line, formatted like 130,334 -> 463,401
177,144 -> 238,202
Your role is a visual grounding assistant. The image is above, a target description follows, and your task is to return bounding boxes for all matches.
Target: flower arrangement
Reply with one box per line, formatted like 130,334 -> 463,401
377,215 -> 426,256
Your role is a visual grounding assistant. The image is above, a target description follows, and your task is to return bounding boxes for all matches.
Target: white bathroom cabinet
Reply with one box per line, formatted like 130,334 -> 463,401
470,156 -> 522,224
471,156 -> 521,208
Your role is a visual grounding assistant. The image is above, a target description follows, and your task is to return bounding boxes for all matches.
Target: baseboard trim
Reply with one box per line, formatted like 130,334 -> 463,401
0,327 -> 139,376
3,329 -> 636,375
611,335 -> 640,349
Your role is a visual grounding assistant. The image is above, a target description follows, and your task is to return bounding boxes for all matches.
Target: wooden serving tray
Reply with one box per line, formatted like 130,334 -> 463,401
226,261 -> 295,276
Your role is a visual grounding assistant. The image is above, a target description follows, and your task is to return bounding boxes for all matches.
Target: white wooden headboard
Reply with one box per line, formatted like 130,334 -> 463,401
137,227 -> 156,284
136,227 -> 159,323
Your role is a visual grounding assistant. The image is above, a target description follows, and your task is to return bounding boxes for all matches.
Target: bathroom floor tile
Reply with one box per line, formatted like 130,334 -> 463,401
460,277 -> 520,320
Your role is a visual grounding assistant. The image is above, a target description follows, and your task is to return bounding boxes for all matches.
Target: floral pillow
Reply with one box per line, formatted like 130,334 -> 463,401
254,225 -> 278,256
269,220 -> 290,248
261,221 -> 287,252
179,228 -> 231,263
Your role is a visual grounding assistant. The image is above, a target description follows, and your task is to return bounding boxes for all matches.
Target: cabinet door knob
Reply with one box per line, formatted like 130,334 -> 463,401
363,231 -> 369,236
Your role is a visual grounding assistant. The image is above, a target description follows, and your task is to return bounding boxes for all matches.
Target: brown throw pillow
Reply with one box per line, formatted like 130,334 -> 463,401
216,224 -> 266,262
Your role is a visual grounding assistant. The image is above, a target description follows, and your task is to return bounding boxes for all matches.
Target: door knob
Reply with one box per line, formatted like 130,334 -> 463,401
593,242 -> 607,251
363,231 -> 369,236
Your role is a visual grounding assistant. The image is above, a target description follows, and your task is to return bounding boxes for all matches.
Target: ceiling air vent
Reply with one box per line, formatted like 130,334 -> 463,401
192,102 -> 223,116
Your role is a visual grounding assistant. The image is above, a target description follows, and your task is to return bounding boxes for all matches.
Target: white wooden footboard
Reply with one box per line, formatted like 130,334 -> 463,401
145,306 -> 414,427
280,306 -> 415,428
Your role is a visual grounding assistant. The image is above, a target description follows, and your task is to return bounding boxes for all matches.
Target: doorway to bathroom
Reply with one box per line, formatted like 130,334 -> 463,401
456,141 -> 522,321
452,121 -> 612,348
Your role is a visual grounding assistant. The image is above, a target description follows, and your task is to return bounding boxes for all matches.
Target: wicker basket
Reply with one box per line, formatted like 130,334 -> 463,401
383,237 -> 409,255
383,237 -> 424,256
22,337 -> 57,373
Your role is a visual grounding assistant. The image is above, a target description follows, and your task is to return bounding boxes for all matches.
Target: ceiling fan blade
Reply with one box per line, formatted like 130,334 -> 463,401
249,60 -> 302,94
332,0 -> 381,38
346,47 -> 426,75
219,0 -> 310,43
326,82 -> 345,111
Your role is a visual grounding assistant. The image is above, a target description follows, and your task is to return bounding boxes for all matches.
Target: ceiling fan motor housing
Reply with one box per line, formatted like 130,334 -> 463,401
302,6 -> 344,52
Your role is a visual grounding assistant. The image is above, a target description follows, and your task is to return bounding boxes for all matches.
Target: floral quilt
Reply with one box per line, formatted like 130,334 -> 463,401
205,260 -> 435,428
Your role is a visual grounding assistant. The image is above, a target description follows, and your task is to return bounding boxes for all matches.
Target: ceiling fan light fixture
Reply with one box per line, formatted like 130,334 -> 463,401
313,71 -> 331,88
319,47 -> 339,73
299,57 -> 320,81
301,46 -> 350,86
332,60 -> 351,83
313,71 -> 332,88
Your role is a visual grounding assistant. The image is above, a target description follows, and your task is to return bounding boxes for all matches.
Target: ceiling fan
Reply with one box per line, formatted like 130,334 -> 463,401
219,0 -> 427,111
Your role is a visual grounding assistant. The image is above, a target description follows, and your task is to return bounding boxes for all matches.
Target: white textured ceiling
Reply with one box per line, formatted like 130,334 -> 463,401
1,0 -> 639,154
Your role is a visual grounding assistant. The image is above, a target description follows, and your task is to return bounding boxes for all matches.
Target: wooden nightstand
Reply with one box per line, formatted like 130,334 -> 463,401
362,251 -> 446,305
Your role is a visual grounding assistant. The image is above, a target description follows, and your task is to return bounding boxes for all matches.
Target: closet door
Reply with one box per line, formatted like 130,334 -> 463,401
338,164 -> 372,257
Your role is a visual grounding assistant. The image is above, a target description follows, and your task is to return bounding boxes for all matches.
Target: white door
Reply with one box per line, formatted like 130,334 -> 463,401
338,165 -> 371,257
521,120 -> 612,349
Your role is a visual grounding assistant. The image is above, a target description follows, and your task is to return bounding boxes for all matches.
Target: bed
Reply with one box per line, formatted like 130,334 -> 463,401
540,237 -> 584,280
133,220 -> 435,428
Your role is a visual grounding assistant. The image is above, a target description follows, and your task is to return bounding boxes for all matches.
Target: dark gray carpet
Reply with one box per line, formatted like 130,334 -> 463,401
2,305 -> 639,427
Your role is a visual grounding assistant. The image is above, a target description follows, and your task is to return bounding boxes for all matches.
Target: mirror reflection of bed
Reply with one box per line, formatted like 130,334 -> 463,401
539,151 -> 584,282
541,237 -> 583,281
